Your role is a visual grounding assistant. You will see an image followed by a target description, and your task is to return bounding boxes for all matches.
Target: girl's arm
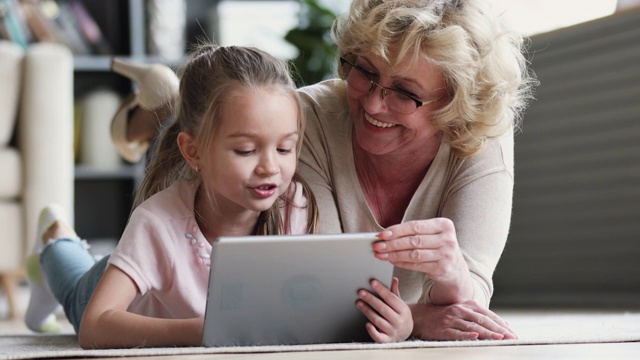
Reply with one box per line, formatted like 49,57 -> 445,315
78,265 -> 203,349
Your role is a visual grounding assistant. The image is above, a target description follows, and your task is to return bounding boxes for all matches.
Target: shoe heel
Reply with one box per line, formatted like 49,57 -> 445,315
111,58 -> 179,110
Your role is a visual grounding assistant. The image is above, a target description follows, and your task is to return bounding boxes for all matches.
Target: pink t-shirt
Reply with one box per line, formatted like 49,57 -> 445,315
108,180 -> 309,319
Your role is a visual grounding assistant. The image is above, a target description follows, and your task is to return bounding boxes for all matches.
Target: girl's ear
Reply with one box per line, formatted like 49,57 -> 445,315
177,131 -> 200,171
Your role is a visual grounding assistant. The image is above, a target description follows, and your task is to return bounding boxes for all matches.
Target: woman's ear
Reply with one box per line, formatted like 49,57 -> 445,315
177,131 -> 200,171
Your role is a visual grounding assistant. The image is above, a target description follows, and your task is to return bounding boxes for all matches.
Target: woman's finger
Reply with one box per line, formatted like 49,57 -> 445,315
373,234 -> 443,253
379,218 -> 455,240
454,305 -> 517,340
471,307 -> 518,339
374,248 -> 442,263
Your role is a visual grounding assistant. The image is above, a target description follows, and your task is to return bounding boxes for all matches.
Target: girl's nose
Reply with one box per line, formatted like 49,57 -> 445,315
255,153 -> 279,176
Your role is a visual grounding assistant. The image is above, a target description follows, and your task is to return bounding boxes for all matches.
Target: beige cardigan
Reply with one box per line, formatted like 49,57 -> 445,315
297,80 -> 514,306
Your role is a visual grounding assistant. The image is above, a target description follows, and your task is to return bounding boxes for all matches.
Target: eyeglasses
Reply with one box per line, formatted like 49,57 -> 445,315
339,56 -> 442,115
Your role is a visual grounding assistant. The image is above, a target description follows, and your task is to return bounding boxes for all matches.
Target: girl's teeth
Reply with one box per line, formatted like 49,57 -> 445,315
365,113 -> 396,128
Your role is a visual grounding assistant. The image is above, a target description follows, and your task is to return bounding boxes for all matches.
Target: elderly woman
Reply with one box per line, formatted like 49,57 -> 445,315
109,0 -> 535,342
298,0 -> 535,341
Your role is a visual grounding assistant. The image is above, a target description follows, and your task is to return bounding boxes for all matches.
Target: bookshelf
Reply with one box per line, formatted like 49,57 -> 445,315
3,0 -> 299,244
69,0 -> 218,243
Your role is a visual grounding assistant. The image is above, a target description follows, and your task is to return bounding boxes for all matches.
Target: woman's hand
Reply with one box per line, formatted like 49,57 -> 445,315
374,218 -> 473,304
356,277 -> 413,343
410,300 -> 517,341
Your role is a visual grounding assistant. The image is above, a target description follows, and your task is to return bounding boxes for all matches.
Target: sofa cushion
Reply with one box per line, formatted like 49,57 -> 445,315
0,147 -> 22,199
0,41 -> 23,147
0,202 -> 23,270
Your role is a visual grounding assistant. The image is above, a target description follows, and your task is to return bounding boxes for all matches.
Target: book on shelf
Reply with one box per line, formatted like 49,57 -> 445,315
67,0 -> 111,55
21,0 -> 63,44
0,0 -> 33,47
1,0 -> 111,55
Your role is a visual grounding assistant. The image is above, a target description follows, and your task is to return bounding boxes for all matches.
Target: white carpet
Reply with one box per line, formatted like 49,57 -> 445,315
2,310 -> 640,359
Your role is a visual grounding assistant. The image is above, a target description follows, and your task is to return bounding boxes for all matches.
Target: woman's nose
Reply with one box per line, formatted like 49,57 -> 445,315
361,84 -> 389,113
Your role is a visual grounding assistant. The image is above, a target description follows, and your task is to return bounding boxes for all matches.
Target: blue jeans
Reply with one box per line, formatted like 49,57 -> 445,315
40,238 -> 110,333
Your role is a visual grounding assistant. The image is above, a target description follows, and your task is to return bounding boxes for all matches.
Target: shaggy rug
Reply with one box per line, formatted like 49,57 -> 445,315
2,310 -> 640,359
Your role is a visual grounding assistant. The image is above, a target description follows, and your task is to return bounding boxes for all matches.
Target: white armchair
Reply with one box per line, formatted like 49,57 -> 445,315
0,41 -> 74,319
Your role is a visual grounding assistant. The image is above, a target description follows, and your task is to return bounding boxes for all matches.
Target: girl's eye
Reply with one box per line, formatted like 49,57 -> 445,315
234,150 -> 254,156
277,148 -> 293,154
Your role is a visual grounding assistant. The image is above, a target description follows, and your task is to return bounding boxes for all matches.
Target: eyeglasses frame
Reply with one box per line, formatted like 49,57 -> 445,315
339,56 -> 442,114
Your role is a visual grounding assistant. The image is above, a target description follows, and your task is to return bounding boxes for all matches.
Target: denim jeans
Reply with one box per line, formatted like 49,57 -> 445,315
40,238 -> 110,333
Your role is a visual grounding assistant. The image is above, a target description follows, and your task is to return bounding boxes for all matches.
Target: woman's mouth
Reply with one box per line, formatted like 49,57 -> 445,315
365,113 -> 397,128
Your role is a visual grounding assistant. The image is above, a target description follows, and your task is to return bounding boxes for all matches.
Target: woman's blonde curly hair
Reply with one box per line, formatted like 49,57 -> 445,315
332,0 -> 537,157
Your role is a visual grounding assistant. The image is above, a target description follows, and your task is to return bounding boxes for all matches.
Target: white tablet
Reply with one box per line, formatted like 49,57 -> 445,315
202,232 -> 394,347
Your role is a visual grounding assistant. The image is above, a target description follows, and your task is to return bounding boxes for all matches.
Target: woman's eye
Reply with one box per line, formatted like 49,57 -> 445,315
394,87 -> 418,98
362,68 -> 378,79
277,148 -> 293,154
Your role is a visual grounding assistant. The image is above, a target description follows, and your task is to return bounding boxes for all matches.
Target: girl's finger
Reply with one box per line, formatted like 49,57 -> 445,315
369,279 -> 406,314
356,299 -> 393,335
391,277 -> 400,296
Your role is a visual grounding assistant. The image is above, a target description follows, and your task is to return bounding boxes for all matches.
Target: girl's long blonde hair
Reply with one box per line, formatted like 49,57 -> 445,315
135,44 -> 318,234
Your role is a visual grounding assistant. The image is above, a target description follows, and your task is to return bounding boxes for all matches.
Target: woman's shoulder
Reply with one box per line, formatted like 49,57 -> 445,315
297,80 -> 352,142
298,79 -> 348,109
456,130 -> 514,176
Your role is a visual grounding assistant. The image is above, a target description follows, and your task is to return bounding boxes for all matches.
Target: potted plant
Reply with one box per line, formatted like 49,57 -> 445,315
284,0 -> 338,86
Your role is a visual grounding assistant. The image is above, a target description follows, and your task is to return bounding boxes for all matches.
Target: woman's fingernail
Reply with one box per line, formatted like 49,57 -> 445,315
380,230 -> 392,238
372,242 -> 386,250
374,252 -> 389,260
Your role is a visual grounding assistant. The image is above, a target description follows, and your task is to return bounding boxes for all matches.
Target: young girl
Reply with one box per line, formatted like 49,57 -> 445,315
25,44 -> 412,348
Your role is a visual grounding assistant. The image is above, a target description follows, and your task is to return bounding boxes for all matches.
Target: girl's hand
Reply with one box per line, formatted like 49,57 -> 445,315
374,218 -> 473,304
410,300 -> 518,341
356,277 -> 413,343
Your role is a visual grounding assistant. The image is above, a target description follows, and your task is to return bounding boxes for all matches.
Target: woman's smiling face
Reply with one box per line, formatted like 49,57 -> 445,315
346,53 -> 448,157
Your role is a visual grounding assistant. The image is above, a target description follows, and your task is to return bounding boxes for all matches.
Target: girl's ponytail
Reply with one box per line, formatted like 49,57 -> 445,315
133,119 -> 194,208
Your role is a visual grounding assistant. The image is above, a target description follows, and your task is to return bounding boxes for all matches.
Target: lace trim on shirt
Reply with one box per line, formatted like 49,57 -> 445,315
185,222 -> 211,267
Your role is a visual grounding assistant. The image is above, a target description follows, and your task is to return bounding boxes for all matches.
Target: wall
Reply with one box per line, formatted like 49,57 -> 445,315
492,8 -> 640,308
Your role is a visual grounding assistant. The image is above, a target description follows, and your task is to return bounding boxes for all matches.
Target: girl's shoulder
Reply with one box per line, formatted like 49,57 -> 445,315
135,180 -> 198,221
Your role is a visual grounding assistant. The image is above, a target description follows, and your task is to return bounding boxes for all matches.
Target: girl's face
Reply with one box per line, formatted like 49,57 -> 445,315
346,53 -> 448,157
202,87 -> 300,214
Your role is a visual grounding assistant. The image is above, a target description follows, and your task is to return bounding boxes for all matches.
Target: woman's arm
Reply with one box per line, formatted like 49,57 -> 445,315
78,265 -> 203,349
375,165 -> 514,306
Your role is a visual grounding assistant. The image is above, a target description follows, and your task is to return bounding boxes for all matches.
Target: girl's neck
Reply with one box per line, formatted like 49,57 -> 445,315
194,186 -> 261,242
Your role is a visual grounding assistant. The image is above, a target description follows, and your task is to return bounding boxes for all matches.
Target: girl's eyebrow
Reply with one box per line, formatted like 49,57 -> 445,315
227,131 -> 300,139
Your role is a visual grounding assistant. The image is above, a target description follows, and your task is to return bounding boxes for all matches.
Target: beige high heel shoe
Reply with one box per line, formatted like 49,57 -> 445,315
110,58 -> 179,163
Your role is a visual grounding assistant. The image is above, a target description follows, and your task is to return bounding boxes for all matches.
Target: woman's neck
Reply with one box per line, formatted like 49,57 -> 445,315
352,138 -> 440,185
353,137 -> 441,227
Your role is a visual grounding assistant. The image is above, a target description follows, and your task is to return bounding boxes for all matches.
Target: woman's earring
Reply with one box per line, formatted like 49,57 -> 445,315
195,165 -> 200,173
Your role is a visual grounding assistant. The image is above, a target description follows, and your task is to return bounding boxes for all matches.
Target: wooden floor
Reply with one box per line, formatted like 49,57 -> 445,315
3,283 -> 640,359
